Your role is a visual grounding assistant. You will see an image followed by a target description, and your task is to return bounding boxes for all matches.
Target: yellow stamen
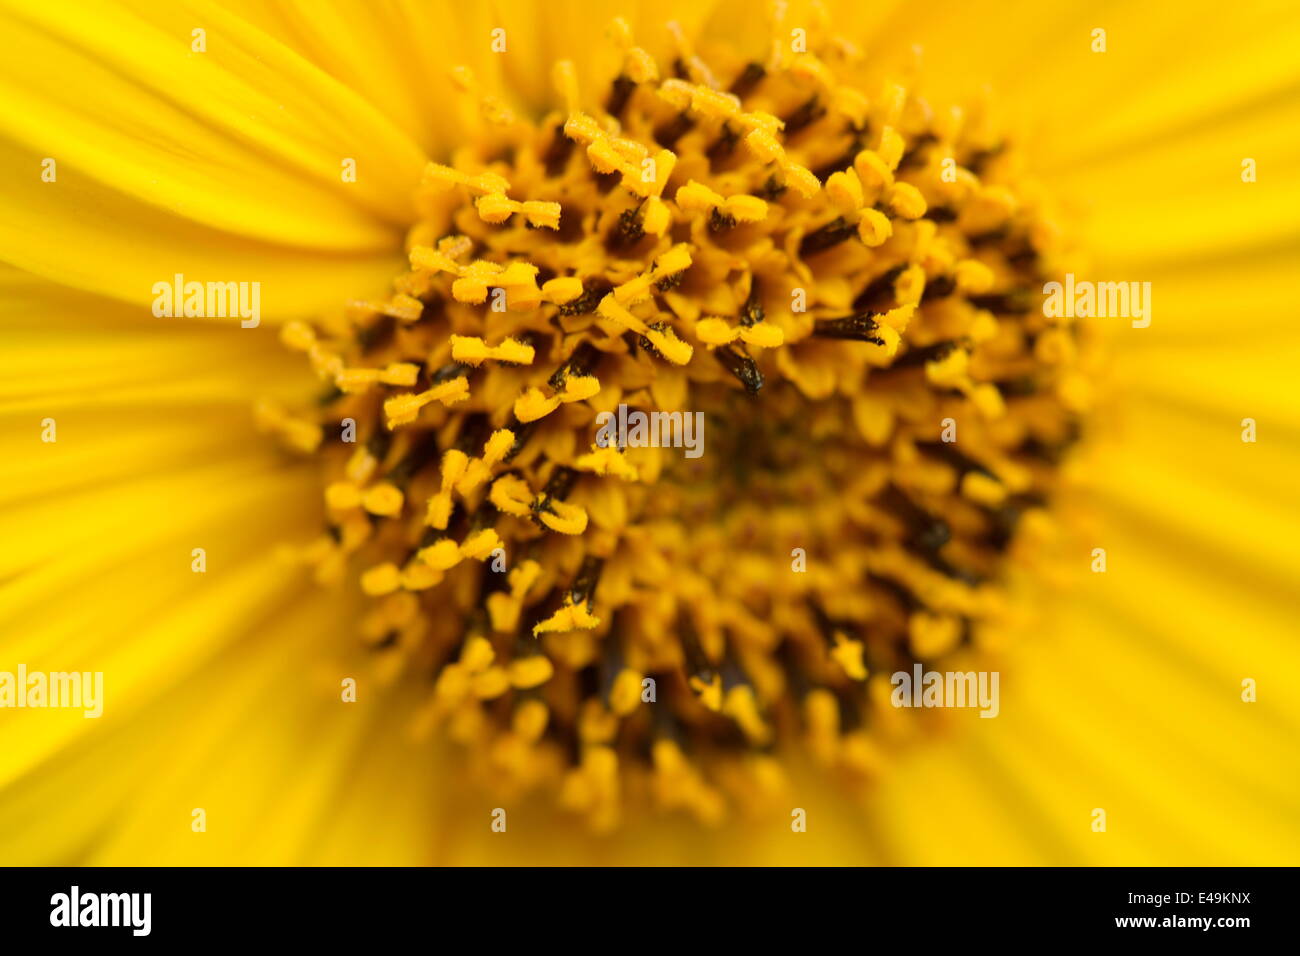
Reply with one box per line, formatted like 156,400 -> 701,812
450,335 -> 535,366
384,377 -> 469,429
534,601 -> 600,636
574,444 -> 639,481
512,374 -> 601,423
537,499 -> 588,535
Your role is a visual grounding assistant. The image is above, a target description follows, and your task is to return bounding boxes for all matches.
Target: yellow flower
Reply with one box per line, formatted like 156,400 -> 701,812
1,0 -> 1297,865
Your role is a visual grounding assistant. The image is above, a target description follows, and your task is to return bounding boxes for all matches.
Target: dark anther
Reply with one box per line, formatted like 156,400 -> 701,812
356,313 -> 396,352
758,174 -> 787,200
967,227 -> 1009,247
965,143 -> 1005,176
454,414 -> 491,454
654,271 -> 685,292
597,623 -> 629,698
709,207 -> 738,231
773,636 -> 814,703
807,601 -> 850,644
468,500 -> 501,534
915,440 -> 997,482
813,312 -> 884,344
995,376 -> 1039,398
798,217 -> 856,257
606,205 -> 646,250
920,274 -> 957,302
656,111 -> 695,149
541,466 -> 577,501
592,169 -> 622,194
547,340 -> 601,389
879,486 -> 979,583
316,384 -> 344,407
715,345 -> 764,394
503,417 -> 538,462
782,96 -> 824,136
569,556 -> 604,611
986,495 -> 1045,553
676,611 -> 713,682
915,518 -> 951,553
833,684 -> 865,732
923,550 -> 984,586
923,205 -> 958,223
890,340 -> 959,370
853,263 -> 908,311
968,291 -> 1034,314
416,299 -> 440,324
707,124 -> 740,164
570,663 -> 601,705
896,132 -> 937,171
878,484 -> 941,540
605,74 -> 636,116
1007,245 -> 1039,268
511,330 -> 546,361
741,278 -> 764,327
729,62 -> 766,99
532,466 -> 578,525
811,139 -> 865,183
542,121 -> 575,177
520,590 -> 561,641
1018,425 -> 1081,465
366,428 -> 393,463
868,573 -> 922,614
987,502 -> 1021,553
558,278 -> 612,316
430,361 -> 473,384
1034,432 -> 1075,465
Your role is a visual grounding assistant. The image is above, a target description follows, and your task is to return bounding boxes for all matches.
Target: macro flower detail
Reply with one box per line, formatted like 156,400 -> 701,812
264,19 -> 1087,829
3,0 -> 1296,869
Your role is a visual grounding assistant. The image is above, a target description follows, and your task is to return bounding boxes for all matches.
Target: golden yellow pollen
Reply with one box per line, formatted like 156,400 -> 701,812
270,15 -> 1088,829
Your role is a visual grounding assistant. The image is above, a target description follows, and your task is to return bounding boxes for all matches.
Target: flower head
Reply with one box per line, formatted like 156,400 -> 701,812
270,18 -> 1088,830
3,0 -> 1297,866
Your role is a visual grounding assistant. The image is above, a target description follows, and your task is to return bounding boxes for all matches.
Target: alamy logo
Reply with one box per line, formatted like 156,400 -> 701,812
594,403 -> 704,459
890,665 -> 1000,718
1043,272 -> 1151,328
50,886 -> 151,936
152,273 -> 261,327
0,665 -> 102,718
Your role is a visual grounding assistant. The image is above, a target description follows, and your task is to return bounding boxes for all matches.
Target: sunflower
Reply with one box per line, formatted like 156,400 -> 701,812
1,0 -> 1297,866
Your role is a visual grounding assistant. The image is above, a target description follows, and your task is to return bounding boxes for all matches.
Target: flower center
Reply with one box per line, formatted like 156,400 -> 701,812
263,18 -> 1087,829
